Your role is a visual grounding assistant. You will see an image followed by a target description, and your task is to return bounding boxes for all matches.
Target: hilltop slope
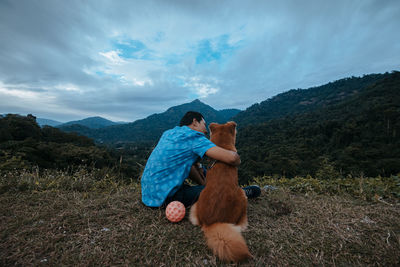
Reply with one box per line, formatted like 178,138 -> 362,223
1,172 -> 399,266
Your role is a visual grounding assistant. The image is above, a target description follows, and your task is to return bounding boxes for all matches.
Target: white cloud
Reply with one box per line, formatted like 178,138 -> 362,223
0,87 -> 41,100
99,50 -> 126,65
183,76 -> 219,98
54,84 -> 81,92
196,84 -> 219,98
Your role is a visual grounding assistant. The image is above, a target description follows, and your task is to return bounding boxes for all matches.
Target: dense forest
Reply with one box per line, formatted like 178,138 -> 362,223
236,72 -> 400,182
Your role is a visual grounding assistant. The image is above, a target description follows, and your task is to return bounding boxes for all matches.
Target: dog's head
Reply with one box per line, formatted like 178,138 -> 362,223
208,121 -> 237,151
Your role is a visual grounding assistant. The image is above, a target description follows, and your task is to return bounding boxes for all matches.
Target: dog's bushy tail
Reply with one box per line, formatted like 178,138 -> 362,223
202,223 -> 252,262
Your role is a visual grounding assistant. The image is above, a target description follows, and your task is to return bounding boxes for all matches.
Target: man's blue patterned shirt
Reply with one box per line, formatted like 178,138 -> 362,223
141,126 -> 216,207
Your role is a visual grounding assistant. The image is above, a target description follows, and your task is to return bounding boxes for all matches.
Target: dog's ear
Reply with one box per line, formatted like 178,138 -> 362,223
227,121 -> 237,128
209,123 -> 218,133
227,121 -> 237,134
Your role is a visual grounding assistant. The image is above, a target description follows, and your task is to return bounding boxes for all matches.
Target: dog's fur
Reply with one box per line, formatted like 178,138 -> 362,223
189,121 -> 252,262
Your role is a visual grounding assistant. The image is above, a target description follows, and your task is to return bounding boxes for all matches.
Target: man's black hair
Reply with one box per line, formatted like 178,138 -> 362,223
179,111 -> 204,126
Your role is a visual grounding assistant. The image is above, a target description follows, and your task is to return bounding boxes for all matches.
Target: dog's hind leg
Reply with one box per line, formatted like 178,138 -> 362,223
236,190 -> 249,231
237,213 -> 248,231
189,202 -> 199,225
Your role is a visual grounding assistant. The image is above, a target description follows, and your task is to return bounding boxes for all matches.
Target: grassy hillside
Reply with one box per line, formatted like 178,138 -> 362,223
1,169 -> 399,266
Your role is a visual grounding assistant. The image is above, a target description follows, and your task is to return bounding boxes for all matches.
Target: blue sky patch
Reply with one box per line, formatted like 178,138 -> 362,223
195,34 -> 242,65
95,71 -> 123,81
112,39 -> 154,60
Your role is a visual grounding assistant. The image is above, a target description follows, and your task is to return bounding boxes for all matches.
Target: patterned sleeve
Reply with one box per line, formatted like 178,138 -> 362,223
192,135 -> 216,158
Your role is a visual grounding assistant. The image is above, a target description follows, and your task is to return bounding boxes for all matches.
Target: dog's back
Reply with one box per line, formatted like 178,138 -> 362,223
196,162 -> 247,226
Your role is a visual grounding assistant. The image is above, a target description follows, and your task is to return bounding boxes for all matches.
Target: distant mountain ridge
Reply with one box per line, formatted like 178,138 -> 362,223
2,115 -> 62,127
58,73 -> 396,144
57,116 -> 120,129
37,118 -> 62,127
59,99 -> 241,143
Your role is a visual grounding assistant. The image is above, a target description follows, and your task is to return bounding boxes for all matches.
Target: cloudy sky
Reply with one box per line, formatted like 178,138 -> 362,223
0,0 -> 399,122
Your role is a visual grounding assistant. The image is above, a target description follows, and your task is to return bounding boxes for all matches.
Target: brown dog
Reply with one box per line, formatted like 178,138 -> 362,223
189,121 -> 252,262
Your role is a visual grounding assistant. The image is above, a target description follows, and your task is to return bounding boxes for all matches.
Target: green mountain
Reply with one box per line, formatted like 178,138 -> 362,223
219,109 -> 242,122
58,116 -> 120,129
61,99 -> 240,143
235,72 -> 400,180
233,73 -> 392,126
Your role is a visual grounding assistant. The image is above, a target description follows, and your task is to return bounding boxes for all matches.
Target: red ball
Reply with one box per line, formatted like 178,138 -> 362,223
165,201 -> 186,222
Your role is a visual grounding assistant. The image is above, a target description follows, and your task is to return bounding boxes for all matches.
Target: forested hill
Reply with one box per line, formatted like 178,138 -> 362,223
0,114 -> 146,177
236,71 -> 400,181
233,73 -> 392,126
0,114 -> 109,170
57,116 -> 119,129
61,99 -> 240,143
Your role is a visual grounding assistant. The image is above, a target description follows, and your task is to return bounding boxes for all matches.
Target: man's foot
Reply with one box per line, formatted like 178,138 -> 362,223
242,185 -> 261,199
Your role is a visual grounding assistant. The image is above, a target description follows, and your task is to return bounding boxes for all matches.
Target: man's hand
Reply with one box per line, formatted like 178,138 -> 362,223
205,146 -> 241,166
188,164 -> 206,185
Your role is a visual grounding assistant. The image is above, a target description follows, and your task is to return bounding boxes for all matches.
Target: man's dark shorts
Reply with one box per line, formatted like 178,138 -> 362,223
163,183 -> 205,208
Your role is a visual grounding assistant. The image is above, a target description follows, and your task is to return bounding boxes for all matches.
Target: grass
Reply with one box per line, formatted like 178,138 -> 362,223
253,174 -> 400,202
1,169 -> 400,266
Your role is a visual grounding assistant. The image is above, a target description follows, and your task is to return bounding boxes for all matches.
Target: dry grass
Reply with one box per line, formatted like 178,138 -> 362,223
1,181 -> 399,266
249,190 -> 400,266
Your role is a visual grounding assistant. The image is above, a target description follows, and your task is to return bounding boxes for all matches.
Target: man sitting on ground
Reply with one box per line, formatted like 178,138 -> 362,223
141,111 -> 260,208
